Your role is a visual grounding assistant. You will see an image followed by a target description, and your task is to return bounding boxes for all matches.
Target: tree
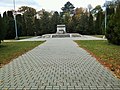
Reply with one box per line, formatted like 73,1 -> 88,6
61,1 -> 75,15
72,7 -> 85,33
0,14 -> 7,43
18,6 -> 37,36
4,11 -> 16,39
50,11 -> 60,33
18,6 -> 36,16
106,1 -> 120,45
34,17 -> 41,35
79,11 -> 89,34
88,13 -> 95,34
16,14 -> 23,36
92,5 -> 104,34
62,13 -> 72,33
75,7 -> 84,19
0,14 -> 3,43
74,9 -> 95,35
40,11 -> 51,34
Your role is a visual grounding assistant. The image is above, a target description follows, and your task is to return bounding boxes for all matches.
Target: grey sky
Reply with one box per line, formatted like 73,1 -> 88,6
0,0 -> 110,14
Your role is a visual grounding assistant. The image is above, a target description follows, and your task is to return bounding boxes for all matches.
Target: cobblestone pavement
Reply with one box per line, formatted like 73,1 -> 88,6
0,39 -> 120,90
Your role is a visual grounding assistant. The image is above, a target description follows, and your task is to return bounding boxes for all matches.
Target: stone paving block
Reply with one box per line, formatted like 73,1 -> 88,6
38,86 -> 46,90
104,85 -> 113,90
43,83 -> 50,86
111,85 -> 120,90
71,83 -> 77,86
0,86 -> 2,90
89,86 -> 98,90
56,82 -> 64,86
9,86 -> 17,90
60,86 -> 67,90
2,88 -> 9,90
16,86 -> 25,90
50,82 -> 57,86
46,86 -> 53,90
97,86 -> 105,90
30,87 -> 38,90
53,86 -> 60,90
68,86 -> 75,90
82,86 -> 90,90
63,83 -> 70,86
29,82 -> 37,86
23,88 -> 31,90
74,86 -> 82,90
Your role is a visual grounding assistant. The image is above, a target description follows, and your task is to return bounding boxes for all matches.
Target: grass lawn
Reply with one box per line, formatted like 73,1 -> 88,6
0,41 -> 44,67
75,40 -> 120,78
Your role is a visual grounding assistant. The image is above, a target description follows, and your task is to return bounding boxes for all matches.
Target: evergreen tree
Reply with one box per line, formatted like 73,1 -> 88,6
0,14 -> 2,43
61,1 -> 75,15
18,6 -> 37,36
78,12 -> 89,34
50,11 -> 60,33
106,1 -> 120,45
88,13 -> 95,34
0,14 -> 7,43
40,11 -> 51,34
5,11 -> 15,39
92,5 -> 104,35
16,14 -> 22,36
95,11 -> 103,34
73,7 -> 85,34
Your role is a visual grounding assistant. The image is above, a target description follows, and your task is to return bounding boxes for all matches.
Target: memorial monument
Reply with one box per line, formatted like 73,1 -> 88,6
42,24 -> 81,38
56,25 -> 66,34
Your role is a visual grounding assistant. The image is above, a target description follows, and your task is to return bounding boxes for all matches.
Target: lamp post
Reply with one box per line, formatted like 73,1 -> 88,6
103,0 -> 107,39
13,0 -> 19,40
105,0 -> 107,35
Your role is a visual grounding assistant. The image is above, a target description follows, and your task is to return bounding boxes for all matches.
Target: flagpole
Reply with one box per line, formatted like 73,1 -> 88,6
105,0 -> 107,35
13,0 -> 19,39
103,0 -> 107,39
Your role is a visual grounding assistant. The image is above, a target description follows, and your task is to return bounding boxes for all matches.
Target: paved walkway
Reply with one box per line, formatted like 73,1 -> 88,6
0,38 -> 120,90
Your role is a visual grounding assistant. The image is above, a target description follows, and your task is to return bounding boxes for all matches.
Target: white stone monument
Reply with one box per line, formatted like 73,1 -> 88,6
57,25 -> 66,34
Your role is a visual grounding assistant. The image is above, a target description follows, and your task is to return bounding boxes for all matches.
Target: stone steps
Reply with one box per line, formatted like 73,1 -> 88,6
52,34 -> 70,38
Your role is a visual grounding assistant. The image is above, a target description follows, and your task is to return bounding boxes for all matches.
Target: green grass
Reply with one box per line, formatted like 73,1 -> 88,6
75,40 -> 120,78
0,41 -> 44,66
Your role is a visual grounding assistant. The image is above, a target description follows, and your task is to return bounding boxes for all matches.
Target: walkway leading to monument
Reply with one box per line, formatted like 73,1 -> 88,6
0,38 -> 120,90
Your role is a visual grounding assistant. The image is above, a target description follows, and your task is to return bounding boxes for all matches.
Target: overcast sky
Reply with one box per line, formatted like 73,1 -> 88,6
0,0 -> 109,14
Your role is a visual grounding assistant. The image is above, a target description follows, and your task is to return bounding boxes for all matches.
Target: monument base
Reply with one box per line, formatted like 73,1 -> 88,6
42,33 -> 81,38
52,34 -> 70,38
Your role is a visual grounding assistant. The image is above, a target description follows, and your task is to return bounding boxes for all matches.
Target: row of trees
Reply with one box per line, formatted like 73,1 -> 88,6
106,0 -> 120,45
0,2 -> 105,38
0,1 -> 120,45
